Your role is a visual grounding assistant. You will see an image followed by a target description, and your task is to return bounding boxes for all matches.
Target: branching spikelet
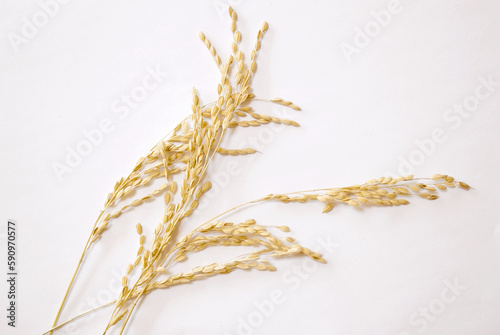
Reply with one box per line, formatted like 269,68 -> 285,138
48,9 -> 470,335
267,175 -> 469,213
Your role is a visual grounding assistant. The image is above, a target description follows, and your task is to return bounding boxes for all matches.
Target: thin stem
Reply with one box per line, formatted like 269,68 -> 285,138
59,178 -> 415,333
49,210 -> 104,334
43,301 -> 115,335
115,199 -> 268,334
117,285 -> 148,335
109,134 -> 257,332
52,118 -> 192,334
278,178 -> 442,196
157,197 -> 267,269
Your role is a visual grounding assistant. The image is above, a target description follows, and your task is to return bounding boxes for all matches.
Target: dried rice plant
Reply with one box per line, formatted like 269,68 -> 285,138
46,8 -> 469,335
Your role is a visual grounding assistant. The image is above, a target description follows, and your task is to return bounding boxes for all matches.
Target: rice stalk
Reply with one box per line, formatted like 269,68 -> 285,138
48,8 -> 469,335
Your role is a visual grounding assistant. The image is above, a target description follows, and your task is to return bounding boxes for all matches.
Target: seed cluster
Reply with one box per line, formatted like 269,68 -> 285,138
266,174 -> 470,213
92,8 -> 311,334
48,9 -> 470,335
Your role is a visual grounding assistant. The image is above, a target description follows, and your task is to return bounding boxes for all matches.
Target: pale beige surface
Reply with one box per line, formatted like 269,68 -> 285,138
1,0 -> 500,334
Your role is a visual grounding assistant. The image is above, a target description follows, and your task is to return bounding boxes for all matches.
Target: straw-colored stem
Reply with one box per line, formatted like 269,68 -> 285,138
49,210 -> 104,334
43,301 -> 115,335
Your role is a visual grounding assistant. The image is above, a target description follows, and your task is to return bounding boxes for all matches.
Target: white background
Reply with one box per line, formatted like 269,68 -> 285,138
1,0 -> 500,334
